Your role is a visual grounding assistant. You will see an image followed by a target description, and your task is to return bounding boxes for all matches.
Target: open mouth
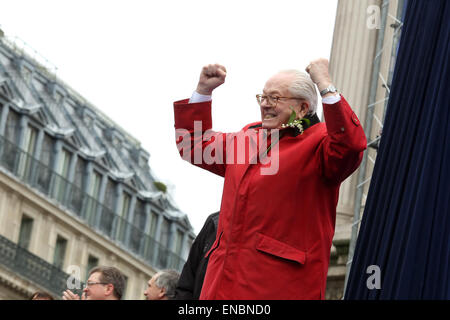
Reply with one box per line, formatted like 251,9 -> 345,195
263,113 -> 276,119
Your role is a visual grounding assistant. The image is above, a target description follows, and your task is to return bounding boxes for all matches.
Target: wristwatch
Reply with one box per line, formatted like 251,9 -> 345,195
320,85 -> 338,96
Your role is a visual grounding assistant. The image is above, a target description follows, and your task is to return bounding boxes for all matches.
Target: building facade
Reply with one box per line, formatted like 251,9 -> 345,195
326,0 -> 405,299
0,32 -> 195,300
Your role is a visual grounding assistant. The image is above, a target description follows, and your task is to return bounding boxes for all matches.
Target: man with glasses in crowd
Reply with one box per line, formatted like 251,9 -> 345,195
62,266 -> 125,300
173,59 -> 367,299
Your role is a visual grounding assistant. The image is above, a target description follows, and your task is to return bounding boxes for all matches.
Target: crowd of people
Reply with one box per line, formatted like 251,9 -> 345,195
30,267 -> 181,300
29,210 -> 217,301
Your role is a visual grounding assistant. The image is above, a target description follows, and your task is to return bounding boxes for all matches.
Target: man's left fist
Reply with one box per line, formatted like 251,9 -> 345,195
305,58 -> 332,92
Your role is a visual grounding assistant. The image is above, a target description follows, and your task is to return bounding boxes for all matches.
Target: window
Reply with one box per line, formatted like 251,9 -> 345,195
85,255 -> 99,282
23,125 -> 37,155
89,171 -> 102,199
148,211 -> 158,238
159,218 -> 170,248
18,215 -> 34,249
85,171 -> 102,225
53,235 -> 68,269
3,110 -> 20,172
174,229 -> 184,255
103,179 -> 117,210
71,157 -> 86,214
18,125 -> 37,180
130,200 -> 146,253
57,149 -> 71,178
116,192 -> 131,243
133,200 -> 146,229
37,134 -> 54,193
55,148 -> 72,203
158,218 -> 171,267
119,192 -> 131,219
100,178 -> 116,236
143,211 -> 158,261
5,109 -> 20,143
73,157 -> 86,190
40,134 -> 54,166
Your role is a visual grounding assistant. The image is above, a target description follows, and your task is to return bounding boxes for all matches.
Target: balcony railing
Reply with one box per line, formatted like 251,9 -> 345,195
0,135 -> 185,271
0,233 -> 82,299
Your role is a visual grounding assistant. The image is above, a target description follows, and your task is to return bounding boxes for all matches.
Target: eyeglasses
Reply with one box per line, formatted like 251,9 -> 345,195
256,94 -> 304,107
84,281 -> 109,288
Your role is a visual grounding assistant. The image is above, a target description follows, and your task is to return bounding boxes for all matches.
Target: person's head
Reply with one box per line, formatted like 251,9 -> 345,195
30,291 -> 54,300
83,266 -> 125,300
144,269 -> 180,300
258,70 -> 318,129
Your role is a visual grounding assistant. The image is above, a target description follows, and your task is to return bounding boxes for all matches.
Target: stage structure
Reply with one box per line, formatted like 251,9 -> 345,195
345,0 -> 450,299
326,0 -> 406,299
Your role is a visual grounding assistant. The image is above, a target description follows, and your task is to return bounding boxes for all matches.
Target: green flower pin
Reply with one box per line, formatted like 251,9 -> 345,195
281,106 -> 310,134
260,107 -> 311,159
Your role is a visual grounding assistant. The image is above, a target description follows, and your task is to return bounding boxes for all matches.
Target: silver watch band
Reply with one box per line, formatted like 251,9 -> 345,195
320,85 -> 337,96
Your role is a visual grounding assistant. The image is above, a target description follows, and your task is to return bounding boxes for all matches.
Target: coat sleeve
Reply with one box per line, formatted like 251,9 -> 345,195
174,99 -> 227,177
318,95 -> 367,183
174,213 -> 218,300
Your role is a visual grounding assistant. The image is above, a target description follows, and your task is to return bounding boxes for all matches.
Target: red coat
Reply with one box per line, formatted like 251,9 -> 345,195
173,96 -> 366,299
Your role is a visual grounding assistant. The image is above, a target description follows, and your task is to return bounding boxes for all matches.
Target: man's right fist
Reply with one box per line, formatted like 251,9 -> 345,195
196,64 -> 227,95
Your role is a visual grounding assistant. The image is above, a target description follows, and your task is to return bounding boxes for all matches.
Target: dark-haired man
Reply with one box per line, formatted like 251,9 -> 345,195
62,266 -> 125,300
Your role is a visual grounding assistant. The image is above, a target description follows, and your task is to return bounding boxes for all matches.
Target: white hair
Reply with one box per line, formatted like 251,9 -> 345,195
155,269 -> 180,299
279,70 -> 318,115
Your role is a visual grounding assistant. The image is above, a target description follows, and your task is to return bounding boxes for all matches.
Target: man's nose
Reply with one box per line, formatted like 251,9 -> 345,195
261,99 -> 275,108
261,104 -> 275,112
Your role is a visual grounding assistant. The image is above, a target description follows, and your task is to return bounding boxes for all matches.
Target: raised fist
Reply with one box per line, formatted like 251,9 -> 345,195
305,58 -> 332,92
196,64 -> 227,95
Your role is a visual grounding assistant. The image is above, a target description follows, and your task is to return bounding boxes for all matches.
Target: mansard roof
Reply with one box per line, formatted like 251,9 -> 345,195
0,37 -> 193,232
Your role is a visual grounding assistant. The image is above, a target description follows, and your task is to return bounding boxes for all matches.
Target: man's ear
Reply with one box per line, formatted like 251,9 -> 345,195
158,287 -> 166,299
295,102 -> 309,119
105,284 -> 114,296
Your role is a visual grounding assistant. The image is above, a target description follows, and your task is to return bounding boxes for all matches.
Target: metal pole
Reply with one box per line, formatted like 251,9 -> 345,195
383,0 -> 405,122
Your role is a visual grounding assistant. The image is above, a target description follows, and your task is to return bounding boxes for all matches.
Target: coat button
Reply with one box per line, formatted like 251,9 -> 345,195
351,112 -> 360,126
341,127 -> 345,132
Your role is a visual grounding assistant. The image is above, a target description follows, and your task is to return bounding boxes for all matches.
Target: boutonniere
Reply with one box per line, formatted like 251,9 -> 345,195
281,106 -> 311,135
260,107 -> 311,159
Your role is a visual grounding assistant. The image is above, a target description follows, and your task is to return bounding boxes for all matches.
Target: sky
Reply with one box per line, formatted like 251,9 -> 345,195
0,0 -> 338,234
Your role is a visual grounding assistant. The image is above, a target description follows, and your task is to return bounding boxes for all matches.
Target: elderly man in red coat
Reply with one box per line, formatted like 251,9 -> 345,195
173,59 -> 367,299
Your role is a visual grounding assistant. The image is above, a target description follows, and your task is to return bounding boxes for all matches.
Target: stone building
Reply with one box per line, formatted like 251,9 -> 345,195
0,32 -> 195,300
